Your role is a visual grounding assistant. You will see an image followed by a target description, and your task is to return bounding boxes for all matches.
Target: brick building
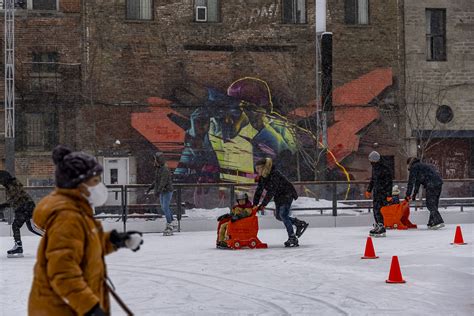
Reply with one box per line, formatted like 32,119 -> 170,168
404,0 -> 474,186
1,0 -> 422,190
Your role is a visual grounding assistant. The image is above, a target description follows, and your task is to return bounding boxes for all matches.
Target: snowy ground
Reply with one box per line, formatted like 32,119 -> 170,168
1,224 -> 472,315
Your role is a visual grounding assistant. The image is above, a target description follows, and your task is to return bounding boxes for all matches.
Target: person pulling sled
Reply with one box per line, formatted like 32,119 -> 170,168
253,158 -> 308,247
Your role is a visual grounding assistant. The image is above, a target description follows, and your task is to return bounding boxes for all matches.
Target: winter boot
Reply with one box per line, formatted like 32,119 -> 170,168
294,218 -> 309,238
284,235 -> 299,247
7,241 -> 24,258
370,223 -> 386,238
163,223 -> 174,236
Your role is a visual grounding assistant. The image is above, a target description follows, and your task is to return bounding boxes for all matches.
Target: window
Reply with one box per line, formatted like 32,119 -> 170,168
194,0 -> 219,22
426,9 -> 446,61
436,105 -> 453,123
344,0 -> 369,25
126,0 -> 153,20
32,0 -> 56,10
282,0 -> 306,24
20,112 -> 58,151
32,52 -> 59,73
25,113 -> 44,148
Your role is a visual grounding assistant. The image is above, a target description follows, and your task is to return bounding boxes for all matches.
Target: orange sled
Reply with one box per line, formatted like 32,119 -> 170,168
217,207 -> 268,250
381,200 -> 417,230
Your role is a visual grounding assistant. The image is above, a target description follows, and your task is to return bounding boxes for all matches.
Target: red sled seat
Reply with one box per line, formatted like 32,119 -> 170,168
217,207 -> 268,250
381,200 -> 417,230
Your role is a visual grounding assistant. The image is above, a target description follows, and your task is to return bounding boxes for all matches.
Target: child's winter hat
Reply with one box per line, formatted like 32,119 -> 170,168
392,185 -> 401,195
368,151 -> 381,162
53,145 -> 103,189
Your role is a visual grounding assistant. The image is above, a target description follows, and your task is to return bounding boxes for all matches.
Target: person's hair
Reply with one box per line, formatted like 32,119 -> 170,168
255,157 -> 272,177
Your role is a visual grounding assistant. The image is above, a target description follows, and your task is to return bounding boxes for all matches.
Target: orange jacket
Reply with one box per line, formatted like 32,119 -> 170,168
28,189 -> 116,315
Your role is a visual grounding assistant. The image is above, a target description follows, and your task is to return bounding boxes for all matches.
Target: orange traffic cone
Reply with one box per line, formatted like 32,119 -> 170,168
386,256 -> 406,283
451,226 -> 467,245
361,237 -> 379,259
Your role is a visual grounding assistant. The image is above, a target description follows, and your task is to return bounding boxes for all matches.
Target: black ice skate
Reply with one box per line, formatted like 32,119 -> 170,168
295,219 -> 309,238
7,241 -> 24,258
284,235 -> 299,247
163,224 -> 174,236
369,223 -> 386,238
216,241 -> 230,249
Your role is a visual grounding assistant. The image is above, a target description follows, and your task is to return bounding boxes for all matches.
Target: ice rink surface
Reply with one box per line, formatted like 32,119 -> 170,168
1,224 -> 473,315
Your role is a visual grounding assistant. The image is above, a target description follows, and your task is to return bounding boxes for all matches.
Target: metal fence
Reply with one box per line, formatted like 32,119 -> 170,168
1,179 -> 473,232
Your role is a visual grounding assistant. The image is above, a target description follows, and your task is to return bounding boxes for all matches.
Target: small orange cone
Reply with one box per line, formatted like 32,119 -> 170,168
386,256 -> 406,283
361,237 -> 379,259
451,226 -> 467,245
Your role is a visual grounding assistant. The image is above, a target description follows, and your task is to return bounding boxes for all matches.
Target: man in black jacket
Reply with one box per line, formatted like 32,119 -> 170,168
365,151 -> 393,237
253,158 -> 308,247
405,157 -> 444,229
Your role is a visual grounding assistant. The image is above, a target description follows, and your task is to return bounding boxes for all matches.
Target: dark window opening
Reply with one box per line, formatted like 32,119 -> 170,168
426,9 -> 446,61
436,105 -> 453,124
282,0 -> 306,24
344,0 -> 369,25
32,52 -> 59,73
33,0 -> 57,10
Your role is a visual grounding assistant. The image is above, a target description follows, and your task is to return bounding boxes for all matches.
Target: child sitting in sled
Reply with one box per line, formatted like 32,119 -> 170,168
390,185 -> 401,204
216,192 -> 253,249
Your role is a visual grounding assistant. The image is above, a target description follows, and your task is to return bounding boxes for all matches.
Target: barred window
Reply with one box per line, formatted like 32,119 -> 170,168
426,9 -> 446,61
345,0 -> 369,25
282,0 -> 306,24
194,0 -> 220,22
126,0 -> 153,20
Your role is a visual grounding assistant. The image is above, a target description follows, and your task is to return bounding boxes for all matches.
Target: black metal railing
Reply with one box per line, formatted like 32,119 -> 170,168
1,179 -> 473,231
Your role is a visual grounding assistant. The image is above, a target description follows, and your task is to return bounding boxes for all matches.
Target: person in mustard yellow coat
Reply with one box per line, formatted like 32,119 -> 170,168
28,145 -> 143,316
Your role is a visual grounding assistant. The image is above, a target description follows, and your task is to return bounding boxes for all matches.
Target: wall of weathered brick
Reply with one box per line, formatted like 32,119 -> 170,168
405,0 -> 474,132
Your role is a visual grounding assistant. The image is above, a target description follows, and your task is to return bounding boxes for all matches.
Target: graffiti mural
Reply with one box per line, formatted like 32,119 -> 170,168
134,77 -> 317,187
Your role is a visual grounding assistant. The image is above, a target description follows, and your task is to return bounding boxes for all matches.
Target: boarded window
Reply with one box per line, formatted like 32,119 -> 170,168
282,0 -> 306,24
194,0 -> 220,22
426,9 -> 446,61
126,0 -> 153,20
345,0 -> 369,25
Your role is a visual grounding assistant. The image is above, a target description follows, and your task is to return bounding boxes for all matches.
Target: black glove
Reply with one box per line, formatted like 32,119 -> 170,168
231,215 -> 241,222
110,230 -> 144,252
85,303 -> 106,316
217,213 -> 231,222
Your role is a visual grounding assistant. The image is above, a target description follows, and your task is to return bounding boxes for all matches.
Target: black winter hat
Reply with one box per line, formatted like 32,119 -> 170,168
53,145 -> 103,189
0,170 -> 13,186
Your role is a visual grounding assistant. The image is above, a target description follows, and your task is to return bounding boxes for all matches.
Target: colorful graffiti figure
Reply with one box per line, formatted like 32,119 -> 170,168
174,77 -> 302,185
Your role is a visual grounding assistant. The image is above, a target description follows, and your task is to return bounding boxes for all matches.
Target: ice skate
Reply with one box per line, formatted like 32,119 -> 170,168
295,218 -> 309,238
170,220 -> 179,231
7,241 -> 24,258
428,222 -> 445,230
163,224 -> 174,236
216,241 -> 230,249
284,235 -> 299,247
370,223 -> 386,237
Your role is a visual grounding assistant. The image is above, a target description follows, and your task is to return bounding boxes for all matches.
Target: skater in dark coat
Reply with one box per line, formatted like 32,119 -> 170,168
146,152 -> 176,235
253,158 -> 308,247
0,170 -> 43,257
405,157 -> 444,229
365,151 -> 393,237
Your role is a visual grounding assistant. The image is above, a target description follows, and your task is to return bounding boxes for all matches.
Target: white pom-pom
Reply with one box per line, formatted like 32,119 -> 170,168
125,233 -> 143,251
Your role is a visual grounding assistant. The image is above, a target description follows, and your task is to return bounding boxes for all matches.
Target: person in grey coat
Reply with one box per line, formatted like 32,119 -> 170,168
146,152 -> 176,234
405,157 -> 444,229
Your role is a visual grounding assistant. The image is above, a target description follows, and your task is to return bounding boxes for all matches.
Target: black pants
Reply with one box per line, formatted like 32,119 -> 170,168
372,198 -> 387,224
426,186 -> 444,225
12,202 -> 43,242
